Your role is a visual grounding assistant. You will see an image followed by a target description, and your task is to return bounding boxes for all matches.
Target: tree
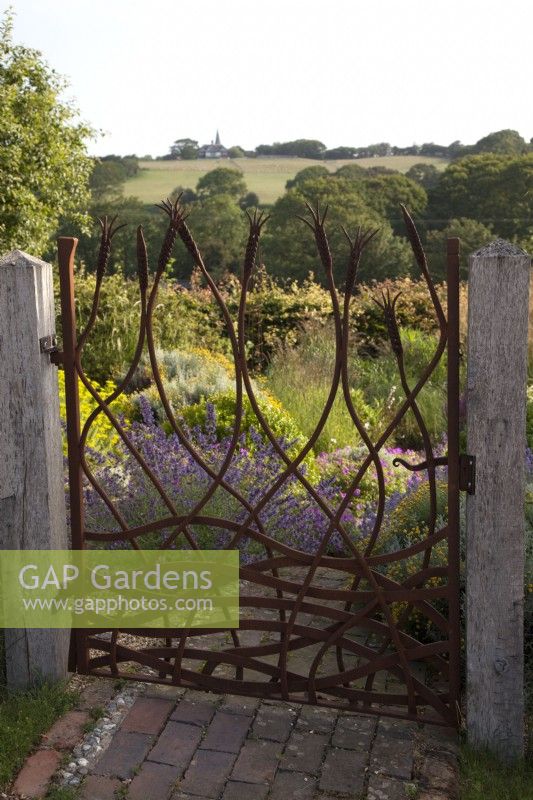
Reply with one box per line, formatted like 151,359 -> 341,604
261,175 -> 413,285
89,160 -> 126,203
0,10 -> 94,255
196,168 -> 247,200
173,194 -> 248,280
406,163 -> 441,190
62,195 -> 168,279
419,142 -> 448,157
334,164 -> 365,181
425,217 -> 493,280
170,138 -> 199,159
256,139 -> 326,159
89,155 -> 139,203
428,153 -> 533,240
286,166 -> 329,190
324,146 -> 357,159
239,191 -> 259,209
171,186 -> 197,204
447,140 -> 466,159
227,145 -> 245,158
361,173 -> 427,234
471,129 -> 528,156
100,154 -> 139,177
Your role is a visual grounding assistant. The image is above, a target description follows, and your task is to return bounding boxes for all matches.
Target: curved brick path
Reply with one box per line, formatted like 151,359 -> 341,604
79,685 -> 459,800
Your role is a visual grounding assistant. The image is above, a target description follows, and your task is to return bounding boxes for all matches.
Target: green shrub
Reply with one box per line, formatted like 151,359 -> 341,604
60,268 -> 461,384
56,270 -> 228,383
354,327 -> 450,448
57,370 -> 133,455
371,480 -> 449,642
382,479 -> 448,546
350,276 -> 465,354
137,347 -> 235,414
220,269 -> 333,371
181,389 -> 303,450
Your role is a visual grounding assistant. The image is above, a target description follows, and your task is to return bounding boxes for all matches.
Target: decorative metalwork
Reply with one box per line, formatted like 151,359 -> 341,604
57,200 -> 461,727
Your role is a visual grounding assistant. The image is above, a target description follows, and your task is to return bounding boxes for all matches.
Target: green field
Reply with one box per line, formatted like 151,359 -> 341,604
125,156 -> 448,205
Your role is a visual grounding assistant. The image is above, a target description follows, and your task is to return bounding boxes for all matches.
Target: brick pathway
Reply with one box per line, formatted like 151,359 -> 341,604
80,685 -> 459,800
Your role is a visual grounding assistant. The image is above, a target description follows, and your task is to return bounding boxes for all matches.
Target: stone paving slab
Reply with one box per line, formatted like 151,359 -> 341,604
200,711 -> 252,753
367,773 -> 415,800
221,781 -> 270,800
171,697 -> 218,727
76,687 -> 459,799
319,746 -> 368,795
120,696 -> 174,735
230,738 -> 281,784
370,735 -> 414,780
148,719 -> 202,768
12,749 -> 63,799
129,760 -> 181,800
280,728 -> 328,774
180,749 -> 237,798
79,774 -> 121,800
40,709 -> 91,750
92,730 -> 154,779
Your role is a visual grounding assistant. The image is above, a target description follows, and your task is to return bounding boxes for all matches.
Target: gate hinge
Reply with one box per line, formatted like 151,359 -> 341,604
459,454 -> 476,494
39,335 -> 64,366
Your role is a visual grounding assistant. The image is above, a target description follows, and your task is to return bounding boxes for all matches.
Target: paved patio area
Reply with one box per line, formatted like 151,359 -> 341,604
78,685 -> 458,800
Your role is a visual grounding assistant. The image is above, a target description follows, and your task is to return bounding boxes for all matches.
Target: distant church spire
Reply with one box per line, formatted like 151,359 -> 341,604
215,130 -> 221,145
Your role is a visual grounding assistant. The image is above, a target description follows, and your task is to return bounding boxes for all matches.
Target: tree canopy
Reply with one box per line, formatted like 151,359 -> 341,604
405,163 -> 441,190
0,10 -> 93,255
425,217 -> 494,280
256,139 -> 327,159
470,129 -> 528,156
427,153 -> 533,239
262,173 -> 413,285
196,167 -> 247,200
170,138 -> 199,159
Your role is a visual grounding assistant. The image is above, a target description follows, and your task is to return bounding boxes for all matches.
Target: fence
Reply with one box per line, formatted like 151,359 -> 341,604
0,229 -> 529,760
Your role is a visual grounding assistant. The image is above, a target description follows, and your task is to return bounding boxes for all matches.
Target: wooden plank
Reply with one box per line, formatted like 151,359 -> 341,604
0,249 -> 69,688
466,239 -> 530,760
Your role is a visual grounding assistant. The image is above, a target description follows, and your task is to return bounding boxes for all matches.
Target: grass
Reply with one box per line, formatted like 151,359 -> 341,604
0,682 -> 78,791
266,323 -> 448,452
45,787 -> 79,800
124,155 -> 449,205
460,744 -> 533,799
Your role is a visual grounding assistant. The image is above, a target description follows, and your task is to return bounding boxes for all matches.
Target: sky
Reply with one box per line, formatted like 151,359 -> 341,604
8,0 -> 533,157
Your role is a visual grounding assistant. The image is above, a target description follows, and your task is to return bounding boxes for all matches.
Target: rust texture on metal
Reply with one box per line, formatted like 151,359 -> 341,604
57,200 -> 462,727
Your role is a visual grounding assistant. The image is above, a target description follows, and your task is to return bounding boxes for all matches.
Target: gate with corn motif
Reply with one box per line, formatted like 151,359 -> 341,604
57,200 -> 463,727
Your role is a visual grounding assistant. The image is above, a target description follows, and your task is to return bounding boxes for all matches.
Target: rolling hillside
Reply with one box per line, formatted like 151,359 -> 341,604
124,156 -> 448,205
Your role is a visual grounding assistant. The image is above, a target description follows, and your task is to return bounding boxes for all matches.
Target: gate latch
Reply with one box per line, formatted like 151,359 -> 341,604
39,335 -> 63,366
459,454 -> 476,495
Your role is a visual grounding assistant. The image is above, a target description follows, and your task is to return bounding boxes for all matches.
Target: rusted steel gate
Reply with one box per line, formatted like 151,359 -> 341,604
57,201 -> 464,727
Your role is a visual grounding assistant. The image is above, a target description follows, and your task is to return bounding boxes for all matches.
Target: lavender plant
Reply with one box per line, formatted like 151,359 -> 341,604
83,400 -> 350,559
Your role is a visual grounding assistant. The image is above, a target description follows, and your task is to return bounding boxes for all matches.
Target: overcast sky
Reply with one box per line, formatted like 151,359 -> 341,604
9,0 -> 533,157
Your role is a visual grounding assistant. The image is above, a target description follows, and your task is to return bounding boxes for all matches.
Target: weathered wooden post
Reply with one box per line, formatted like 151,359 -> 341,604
0,250 -> 69,688
466,240 -> 530,760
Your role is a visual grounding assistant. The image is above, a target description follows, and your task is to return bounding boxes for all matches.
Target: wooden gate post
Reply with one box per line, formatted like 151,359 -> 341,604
466,240 -> 530,760
0,250 -> 69,689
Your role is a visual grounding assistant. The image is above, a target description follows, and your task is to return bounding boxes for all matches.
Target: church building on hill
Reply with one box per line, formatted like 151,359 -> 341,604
198,131 -> 229,159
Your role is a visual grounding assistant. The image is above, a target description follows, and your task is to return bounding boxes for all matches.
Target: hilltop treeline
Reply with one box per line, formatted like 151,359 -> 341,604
69,141 -> 533,289
255,129 -> 531,160
160,129 -> 531,162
